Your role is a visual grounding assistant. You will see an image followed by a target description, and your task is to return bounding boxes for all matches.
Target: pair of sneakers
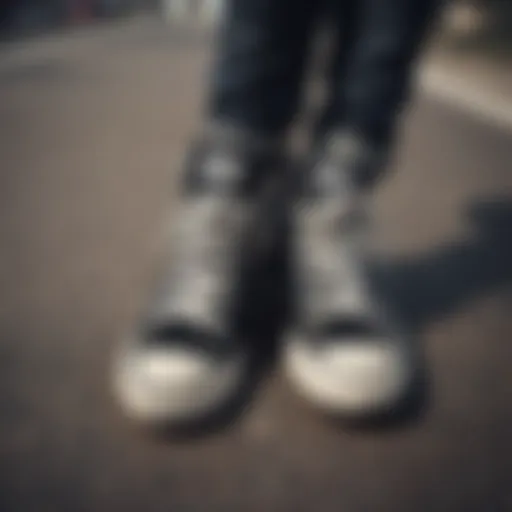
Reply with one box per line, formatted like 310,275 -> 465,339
113,125 -> 415,427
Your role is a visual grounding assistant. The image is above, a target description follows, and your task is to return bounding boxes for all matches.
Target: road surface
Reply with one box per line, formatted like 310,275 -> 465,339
0,16 -> 511,512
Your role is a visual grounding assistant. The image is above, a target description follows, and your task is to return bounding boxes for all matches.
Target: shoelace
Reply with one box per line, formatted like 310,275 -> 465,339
153,194 -> 249,332
298,195 -> 373,325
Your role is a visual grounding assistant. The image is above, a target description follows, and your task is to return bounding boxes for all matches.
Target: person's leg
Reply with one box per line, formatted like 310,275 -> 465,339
206,0 -> 321,136
285,0 -> 441,417
313,0 -> 360,143
114,0 -> 321,427
322,0 -> 441,160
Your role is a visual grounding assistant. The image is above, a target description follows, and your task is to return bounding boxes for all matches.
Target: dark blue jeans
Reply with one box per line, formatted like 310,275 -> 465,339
207,0 -> 440,147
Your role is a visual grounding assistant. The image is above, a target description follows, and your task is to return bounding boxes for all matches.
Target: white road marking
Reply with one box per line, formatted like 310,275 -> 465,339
420,66 -> 512,132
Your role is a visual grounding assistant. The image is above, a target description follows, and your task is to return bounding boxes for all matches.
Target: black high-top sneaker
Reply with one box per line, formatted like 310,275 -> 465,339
285,130 -> 414,417
114,124 -> 282,426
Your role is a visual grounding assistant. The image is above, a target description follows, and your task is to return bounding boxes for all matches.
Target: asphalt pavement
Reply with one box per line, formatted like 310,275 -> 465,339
0,16 -> 512,512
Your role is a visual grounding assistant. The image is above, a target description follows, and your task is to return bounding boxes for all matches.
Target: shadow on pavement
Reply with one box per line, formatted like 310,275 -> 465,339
362,195 -> 512,428
377,196 -> 512,332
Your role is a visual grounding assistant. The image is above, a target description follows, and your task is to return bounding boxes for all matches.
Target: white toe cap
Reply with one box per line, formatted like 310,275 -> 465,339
114,341 -> 245,424
285,334 -> 413,415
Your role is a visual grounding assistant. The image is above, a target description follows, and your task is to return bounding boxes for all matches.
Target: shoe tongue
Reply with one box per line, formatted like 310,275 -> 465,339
314,159 -> 355,197
327,132 -> 365,161
201,150 -> 245,192
189,146 -> 269,198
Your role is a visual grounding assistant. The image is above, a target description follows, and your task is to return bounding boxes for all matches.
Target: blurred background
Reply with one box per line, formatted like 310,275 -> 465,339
0,0 -> 511,42
0,1 -> 511,512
